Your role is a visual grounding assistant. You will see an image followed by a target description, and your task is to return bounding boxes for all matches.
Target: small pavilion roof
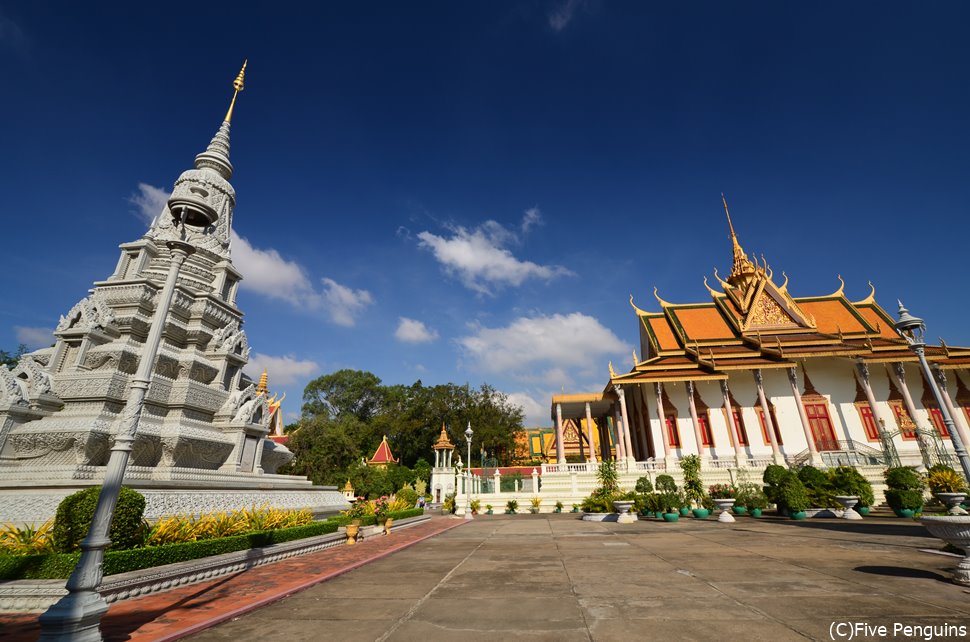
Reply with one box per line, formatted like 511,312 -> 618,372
368,435 -> 399,465
432,423 -> 455,450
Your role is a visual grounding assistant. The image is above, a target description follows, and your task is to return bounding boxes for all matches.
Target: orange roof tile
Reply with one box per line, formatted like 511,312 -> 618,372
368,435 -> 399,465
646,316 -> 680,351
796,298 -> 870,335
667,305 -> 735,341
854,305 -> 903,340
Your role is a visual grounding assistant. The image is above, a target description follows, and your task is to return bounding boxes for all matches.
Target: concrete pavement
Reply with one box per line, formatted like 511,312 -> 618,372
186,514 -> 970,642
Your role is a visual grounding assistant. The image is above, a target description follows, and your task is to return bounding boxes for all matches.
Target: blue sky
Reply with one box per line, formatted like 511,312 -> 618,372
2,2 -> 969,426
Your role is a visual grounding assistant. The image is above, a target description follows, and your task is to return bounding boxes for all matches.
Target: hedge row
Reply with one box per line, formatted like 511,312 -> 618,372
0,508 -> 424,581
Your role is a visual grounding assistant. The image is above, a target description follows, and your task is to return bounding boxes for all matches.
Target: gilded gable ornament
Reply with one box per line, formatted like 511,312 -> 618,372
747,292 -> 797,329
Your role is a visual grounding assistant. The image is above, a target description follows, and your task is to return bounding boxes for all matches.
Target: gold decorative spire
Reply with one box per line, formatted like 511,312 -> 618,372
722,194 -> 756,285
256,369 -> 268,395
224,60 -> 247,124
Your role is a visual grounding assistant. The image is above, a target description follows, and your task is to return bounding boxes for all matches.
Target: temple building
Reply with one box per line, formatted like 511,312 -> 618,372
551,199 -> 970,472
367,435 -> 399,468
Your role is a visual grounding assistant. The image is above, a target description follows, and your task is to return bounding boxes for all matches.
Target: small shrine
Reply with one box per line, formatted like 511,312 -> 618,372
367,435 -> 398,468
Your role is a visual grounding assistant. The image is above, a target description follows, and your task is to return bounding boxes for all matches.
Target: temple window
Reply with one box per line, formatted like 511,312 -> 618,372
757,406 -> 783,445
855,404 -> 880,441
698,414 -> 715,447
665,414 -> 681,448
803,401 -> 838,451
730,407 -> 749,446
927,407 -> 949,438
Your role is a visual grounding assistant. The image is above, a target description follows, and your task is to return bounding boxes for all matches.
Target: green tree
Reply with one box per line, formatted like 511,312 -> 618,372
279,414 -> 363,485
0,344 -> 27,369
302,369 -> 385,422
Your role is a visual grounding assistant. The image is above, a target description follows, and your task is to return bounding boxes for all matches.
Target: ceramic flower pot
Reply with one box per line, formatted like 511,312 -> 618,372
692,508 -> 710,519
790,511 -> 807,520
857,506 -> 870,516
834,495 -> 862,520
732,506 -> 748,515
899,508 -> 915,519
383,517 -> 394,535
748,508 -> 762,518
678,507 -> 690,517
713,498 -> 736,523
345,523 -> 360,545
936,493 -> 969,516
662,512 -> 680,522
655,511 -> 665,519
613,500 -> 635,515
920,516 -> 970,585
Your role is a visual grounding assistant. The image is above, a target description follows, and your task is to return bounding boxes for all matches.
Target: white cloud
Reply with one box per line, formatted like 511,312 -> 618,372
245,352 -> 319,386
321,278 -> 374,327
231,230 -> 316,306
129,183 -> 170,226
14,326 -> 53,349
129,184 -> 374,326
457,312 -> 630,380
549,0 -> 584,32
416,209 -> 571,295
507,391 -> 548,426
395,317 -> 439,343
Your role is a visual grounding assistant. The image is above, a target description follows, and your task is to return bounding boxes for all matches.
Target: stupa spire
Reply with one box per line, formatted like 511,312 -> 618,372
256,369 -> 269,395
194,60 -> 246,181
722,194 -> 756,286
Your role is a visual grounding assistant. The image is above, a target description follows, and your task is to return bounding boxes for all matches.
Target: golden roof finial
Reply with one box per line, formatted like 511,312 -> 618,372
722,194 -> 756,285
256,368 -> 268,395
828,274 -> 845,298
653,286 -> 673,308
224,59 -> 248,124
853,281 -> 877,306
632,349 -> 638,366
608,361 -> 617,378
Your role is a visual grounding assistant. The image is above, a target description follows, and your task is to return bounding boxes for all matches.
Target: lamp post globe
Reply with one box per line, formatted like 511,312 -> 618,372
894,302 -> 970,482
464,422 -> 473,521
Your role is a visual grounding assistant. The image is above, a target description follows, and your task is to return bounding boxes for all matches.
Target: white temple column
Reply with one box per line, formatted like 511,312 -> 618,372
584,402 -> 598,464
617,386 -> 634,462
555,403 -> 565,464
934,366 -> 970,454
892,362 -> 932,463
788,367 -> 823,465
721,380 -> 745,467
654,383 -> 673,467
686,381 -> 708,464
754,369 -> 784,465
856,361 -> 892,445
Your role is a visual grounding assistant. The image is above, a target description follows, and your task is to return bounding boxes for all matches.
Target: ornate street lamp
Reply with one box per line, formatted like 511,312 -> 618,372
39,238 -> 195,640
465,422 -> 474,521
894,302 -> 970,482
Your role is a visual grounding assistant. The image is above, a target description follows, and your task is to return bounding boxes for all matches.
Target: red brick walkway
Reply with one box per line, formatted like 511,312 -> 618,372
2,516 -> 464,642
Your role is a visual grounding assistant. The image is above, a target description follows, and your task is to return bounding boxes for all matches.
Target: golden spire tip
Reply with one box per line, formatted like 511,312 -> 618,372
224,59 -> 248,124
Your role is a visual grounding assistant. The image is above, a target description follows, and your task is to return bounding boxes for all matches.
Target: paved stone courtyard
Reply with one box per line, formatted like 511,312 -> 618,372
187,514 -> 970,642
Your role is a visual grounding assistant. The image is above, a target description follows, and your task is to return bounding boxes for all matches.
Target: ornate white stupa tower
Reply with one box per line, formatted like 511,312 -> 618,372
0,64 -> 347,523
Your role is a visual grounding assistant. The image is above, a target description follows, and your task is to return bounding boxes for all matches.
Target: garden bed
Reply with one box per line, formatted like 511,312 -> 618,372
0,509 -> 425,612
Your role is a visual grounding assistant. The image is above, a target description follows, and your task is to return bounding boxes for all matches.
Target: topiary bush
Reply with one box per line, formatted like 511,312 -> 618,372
779,471 -> 810,513
763,464 -> 788,509
655,474 -> 677,494
634,476 -> 654,494
828,466 -> 875,506
884,466 -> 924,491
395,486 -> 419,507
52,486 -> 146,553
797,465 -> 837,508
885,489 -> 924,511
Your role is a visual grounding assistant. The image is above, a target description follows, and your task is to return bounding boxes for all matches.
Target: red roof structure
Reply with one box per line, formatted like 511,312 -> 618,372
367,434 -> 399,468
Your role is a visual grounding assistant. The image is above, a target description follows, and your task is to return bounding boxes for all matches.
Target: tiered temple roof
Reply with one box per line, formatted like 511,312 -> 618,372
613,198 -> 970,387
368,434 -> 399,467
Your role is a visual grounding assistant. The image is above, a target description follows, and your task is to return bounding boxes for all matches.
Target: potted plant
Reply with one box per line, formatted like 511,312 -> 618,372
680,455 -> 705,514
581,461 -> 622,520
763,464 -> 788,515
745,489 -> 768,518
485,504 -> 493,515
530,496 -> 542,514
373,496 -> 393,534
779,471 -> 810,520
571,503 -> 580,513
470,499 -> 481,515
708,483 -> 737,522
884,466 -> 926,518
554,501 -> 564,513
920,515 -> 970,585
659,491 -> 682,522
827,466 -> 873,520
928,465 -> 968,515
798,465 -> 838,513
442,492 -> 457,515
343,497 -> 367,544
506,499 -> 518,514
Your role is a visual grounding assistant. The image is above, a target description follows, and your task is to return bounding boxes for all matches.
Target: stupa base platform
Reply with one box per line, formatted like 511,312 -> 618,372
0,465 -> 349,525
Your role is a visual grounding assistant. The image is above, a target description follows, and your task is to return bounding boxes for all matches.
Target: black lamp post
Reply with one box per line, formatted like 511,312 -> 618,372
894,302 -> 970,482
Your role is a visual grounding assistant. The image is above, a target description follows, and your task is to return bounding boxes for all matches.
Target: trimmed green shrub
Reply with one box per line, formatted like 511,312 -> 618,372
52,486 -> 145,553
763,464 -> 787,487
884,467 -> 924,491
828,466 -> 875,506
885,489 -> 924,511
797,466 -> 837,508
655,474 -> 677,493
779,471 -> 810,513
634,476 -> 654,494
395,486 -> 419,507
